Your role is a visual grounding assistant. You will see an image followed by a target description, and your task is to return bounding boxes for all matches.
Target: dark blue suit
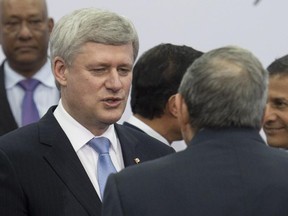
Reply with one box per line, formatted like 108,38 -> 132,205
0,106 -> 175,216
0,62 -> 18,135
102,128 -> 288,216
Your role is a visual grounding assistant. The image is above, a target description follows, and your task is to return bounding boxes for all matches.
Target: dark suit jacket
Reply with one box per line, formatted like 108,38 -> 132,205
102,128 -> 288,216
0,62 -> 18,135
0,106 -> 175,216
123,121 -> 144,133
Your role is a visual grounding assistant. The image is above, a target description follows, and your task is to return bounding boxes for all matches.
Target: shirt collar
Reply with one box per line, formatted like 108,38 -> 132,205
4,59 -> 55,89
53,99 -> 118,152
127,115 -> 169,145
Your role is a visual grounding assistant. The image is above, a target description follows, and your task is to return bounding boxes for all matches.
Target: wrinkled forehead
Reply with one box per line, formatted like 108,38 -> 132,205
0,0 -> 48,18
268,75 -> 288,95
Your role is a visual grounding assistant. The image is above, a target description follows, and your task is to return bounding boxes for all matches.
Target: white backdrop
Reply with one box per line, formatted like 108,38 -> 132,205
1,0 -> 286,149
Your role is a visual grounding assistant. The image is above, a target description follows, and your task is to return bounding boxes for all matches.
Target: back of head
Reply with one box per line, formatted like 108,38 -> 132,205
267,54 -> 288,77
131,43 -> 203,119
179,45 -> 268,129
49,8 -> 139,66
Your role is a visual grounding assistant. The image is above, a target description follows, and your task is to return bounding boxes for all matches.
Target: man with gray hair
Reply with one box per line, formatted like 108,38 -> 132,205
102,46 -> 288,216
0,8 -> 174,216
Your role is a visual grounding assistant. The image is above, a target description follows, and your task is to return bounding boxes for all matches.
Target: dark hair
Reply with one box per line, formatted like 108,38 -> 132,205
267,54 -> 288,76
131,43 -> 203,119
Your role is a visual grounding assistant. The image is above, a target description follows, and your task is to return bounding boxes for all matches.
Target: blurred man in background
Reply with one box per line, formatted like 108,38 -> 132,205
0,0 -> 59,136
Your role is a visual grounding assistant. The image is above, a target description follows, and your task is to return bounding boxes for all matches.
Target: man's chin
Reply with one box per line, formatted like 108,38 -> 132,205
16,57 -> 39,64
267,139 -> 288,149
102,114 -> 122,125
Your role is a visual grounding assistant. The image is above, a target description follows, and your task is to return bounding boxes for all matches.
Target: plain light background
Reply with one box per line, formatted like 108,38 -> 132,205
0,0 -> 286,150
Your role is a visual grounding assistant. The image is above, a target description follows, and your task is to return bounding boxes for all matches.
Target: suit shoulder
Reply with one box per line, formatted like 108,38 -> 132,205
115,124 -> 175,154
0,123 -> 39,151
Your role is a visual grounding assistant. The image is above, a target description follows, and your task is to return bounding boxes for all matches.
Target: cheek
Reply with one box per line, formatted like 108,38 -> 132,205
122,76 -> 132,90
278,112 -> 288,125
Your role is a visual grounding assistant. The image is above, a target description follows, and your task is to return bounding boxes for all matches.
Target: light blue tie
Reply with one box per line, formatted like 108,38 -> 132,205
89,137 -> 117,199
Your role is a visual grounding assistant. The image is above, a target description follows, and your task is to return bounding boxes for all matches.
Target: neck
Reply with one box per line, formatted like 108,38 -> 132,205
134,114 -> 182,144
8,58 -> 47,78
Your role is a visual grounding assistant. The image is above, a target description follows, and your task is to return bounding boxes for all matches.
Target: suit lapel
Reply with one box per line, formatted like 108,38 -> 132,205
39,107 -> 102,215
115,124 -> 142,167
123,121 -> 145,133
0,61 -> 18,135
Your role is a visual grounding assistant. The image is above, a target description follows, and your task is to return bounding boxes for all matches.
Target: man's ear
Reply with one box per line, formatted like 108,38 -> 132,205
53,57 -> 68,87
167,94 -> 178,118
48,18 -> 54,33
175,93 -> 190,125
175,93 -> 195,144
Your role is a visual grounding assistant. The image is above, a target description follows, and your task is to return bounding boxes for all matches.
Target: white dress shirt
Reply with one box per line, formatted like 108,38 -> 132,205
126,115 -> 187,152
4,60 -> 60,126
53,100 -> 124,200
126,115 -> 169,145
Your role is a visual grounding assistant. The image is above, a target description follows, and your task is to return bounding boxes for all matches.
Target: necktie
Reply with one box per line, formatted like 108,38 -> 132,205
89,137 -> 117,199
18,78 -> 40,126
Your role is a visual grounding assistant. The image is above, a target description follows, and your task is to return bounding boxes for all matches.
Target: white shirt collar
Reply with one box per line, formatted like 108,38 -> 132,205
4,59 -> 55,89
53,99 -> 119,153
126,115 -> 169,145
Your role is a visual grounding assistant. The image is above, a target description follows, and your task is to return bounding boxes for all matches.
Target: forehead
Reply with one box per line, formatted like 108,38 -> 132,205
1,0 -> 46,18
269,75 -> 288,97
78,42 -> 134,61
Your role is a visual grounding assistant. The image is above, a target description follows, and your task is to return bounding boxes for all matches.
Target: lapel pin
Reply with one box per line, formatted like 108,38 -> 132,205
134,158 -> 140,164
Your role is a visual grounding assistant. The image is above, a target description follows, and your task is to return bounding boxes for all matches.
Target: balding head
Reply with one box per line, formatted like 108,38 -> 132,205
178,46 -> 268,129
0,0 -> 53,77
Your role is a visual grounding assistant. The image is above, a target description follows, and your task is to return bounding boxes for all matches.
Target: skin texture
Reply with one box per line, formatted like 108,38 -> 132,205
53,42 -> 134,136
0,0 -> 53,77
175,93 -> 196,144
134,94 -> 181,144
263,75 -> 288,149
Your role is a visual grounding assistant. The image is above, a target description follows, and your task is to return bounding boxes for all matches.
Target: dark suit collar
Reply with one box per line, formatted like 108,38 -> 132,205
39,106 -> 102,215
188,127 -> 265,147
123,121 -> 145,133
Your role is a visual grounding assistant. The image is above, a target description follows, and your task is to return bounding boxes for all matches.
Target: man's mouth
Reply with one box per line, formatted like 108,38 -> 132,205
102,97 -> 123,108
264,126 -> 287,134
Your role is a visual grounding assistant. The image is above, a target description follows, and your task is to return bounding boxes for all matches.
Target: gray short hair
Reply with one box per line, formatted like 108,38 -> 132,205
49,8 -> 139,66
179,46 -> 268,129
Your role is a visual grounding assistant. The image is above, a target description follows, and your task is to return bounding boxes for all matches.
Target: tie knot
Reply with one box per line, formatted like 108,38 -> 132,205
18,78 -> 40,91
89,137 -> 111,155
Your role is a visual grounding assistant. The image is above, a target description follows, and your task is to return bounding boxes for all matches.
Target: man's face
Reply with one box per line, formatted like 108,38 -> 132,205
0,0 -> 53,73
58,42 -> 134,135
263,75 -> 288,148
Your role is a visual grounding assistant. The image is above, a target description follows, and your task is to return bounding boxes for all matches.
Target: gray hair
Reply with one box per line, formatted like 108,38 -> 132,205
178,46 -> 268,129
49,8 -> 139,66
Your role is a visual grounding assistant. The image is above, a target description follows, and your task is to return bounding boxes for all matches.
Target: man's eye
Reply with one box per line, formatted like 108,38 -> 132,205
274,100 -> 288,108
118,68 -> 131,75
29,19 -> 42,25
92,68 -> 106,74
7,21 -> 18,25
5,20 -> 20,26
